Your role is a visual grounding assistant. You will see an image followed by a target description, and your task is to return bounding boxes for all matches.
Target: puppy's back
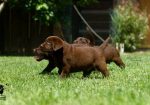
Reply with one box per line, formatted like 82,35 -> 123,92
64,45 -> 102,67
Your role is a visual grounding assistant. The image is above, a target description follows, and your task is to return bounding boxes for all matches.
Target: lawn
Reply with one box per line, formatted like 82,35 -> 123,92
0,52 -> 150,105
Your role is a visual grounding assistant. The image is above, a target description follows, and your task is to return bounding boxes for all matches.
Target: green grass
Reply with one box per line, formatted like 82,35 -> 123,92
0,52 -> 150,105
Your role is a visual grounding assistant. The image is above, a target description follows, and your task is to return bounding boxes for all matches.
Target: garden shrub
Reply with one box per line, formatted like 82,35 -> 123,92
110,1 -> 149,51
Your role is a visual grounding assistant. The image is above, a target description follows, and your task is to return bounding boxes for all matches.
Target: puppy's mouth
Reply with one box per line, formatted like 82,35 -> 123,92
33,50 -> 46,61
34,56 -> 44,61
33,47 -> 54,61
34,52 -> 52,61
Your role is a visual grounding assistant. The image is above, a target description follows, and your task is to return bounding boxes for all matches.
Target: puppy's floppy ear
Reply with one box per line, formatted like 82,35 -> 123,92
52,38 -> 63,51
47,36 -> 64,51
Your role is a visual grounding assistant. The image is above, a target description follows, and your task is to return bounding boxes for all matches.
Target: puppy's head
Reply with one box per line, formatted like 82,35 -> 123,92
41,36 -> 64,52
73,37 -> 91,46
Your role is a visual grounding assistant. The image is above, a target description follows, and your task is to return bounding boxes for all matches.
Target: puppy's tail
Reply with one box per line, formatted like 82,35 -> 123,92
99,37 -> 110,50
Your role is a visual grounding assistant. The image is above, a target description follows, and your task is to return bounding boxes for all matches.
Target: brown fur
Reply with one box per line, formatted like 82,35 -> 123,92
73,37 -> 125,68
39,36 -> 110,78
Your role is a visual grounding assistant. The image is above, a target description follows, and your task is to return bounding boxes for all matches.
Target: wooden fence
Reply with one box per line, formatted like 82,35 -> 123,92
0,5 -> 53,55
0,0 -> 114,55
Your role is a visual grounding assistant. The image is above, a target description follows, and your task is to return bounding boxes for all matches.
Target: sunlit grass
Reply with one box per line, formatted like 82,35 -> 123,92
0,52 -> 150,105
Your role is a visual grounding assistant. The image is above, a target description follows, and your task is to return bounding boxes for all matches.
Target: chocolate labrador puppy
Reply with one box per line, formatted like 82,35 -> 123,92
73,37 -> 125,68
39,36 -> 110,78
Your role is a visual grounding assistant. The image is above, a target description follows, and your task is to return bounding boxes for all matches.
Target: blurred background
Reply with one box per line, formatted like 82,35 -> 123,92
0,0 -> 150,55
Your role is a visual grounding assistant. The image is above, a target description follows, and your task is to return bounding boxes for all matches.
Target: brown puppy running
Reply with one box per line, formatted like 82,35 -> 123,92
39,36 -> 110,78
73,37 -> 125,68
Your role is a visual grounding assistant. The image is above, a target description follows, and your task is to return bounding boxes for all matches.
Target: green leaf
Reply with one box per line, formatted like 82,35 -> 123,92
36,3 -> 49,11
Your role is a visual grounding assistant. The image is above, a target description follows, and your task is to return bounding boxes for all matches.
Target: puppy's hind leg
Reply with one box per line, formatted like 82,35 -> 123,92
96,61 -> 109,78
